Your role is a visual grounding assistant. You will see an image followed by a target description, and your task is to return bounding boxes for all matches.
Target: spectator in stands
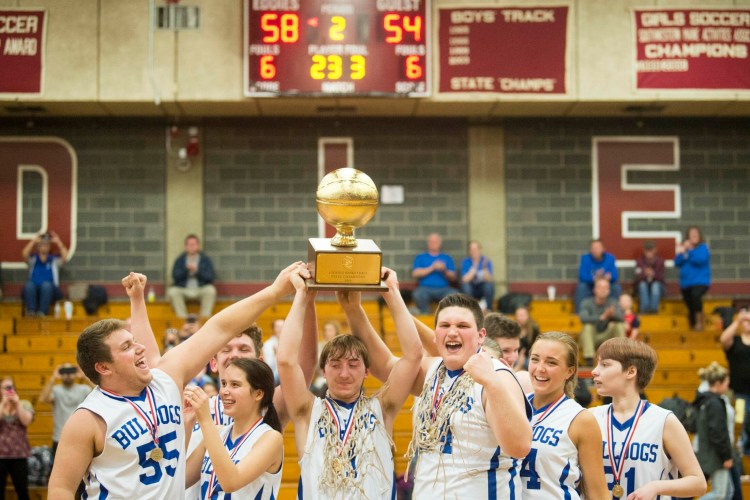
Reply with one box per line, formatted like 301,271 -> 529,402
459,240 -> 495,311
178,313 -> 201,343
0,376 -> 34,500
162,327 -> 180,352
620,293 -> 641,340
411,233 -> 458,314
38,364 -> 93,460
167,234 -> 217,320
634,240 -> 666,314
262,318 -> 283,386
694,362 -> 734,500
675,226 -> 711,331
578,277 -> 625,366
515,306 -> 540,369
574,239 -> 621,313
21,231 -> 68,317
719,308 -> 750,457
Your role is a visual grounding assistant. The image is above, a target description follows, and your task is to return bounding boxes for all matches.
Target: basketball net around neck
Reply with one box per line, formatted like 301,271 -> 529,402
405,362 -> 474,479
315,392 -> 392,497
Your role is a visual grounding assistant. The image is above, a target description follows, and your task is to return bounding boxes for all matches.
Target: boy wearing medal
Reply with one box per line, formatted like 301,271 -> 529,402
590,337 -> 706,499
48,264 -> 304,500
349,292 -> 532,499
278,266 -> 422,498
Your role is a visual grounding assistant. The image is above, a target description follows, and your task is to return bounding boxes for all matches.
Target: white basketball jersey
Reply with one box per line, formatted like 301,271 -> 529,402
592,402 -> 678,499
78,369 -> 186,499
522,395 -> 585,499
186,396 -> 232,500
298,397 -> 395,499
412,358 -> 532,500
198,422 -> 281,500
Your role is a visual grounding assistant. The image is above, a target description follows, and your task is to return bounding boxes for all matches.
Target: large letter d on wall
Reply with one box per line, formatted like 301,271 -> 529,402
0,137 -> 77,268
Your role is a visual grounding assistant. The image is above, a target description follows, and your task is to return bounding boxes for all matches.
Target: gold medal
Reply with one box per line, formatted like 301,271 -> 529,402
612,483 -> 624,497
150,447 -> 163,461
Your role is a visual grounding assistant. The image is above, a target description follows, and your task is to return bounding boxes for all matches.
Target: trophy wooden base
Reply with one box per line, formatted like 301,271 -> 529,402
307,238 -> 388,291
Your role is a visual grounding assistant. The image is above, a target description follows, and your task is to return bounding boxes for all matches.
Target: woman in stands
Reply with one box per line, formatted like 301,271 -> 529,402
0,376 -> 34,500
675,226 -> 711,331
185,358 -> 283,500
521,332 -> 608,499
591,338 -> 706,499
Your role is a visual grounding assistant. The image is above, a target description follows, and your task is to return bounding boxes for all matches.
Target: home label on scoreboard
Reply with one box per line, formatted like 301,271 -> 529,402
244,0 -> 430,97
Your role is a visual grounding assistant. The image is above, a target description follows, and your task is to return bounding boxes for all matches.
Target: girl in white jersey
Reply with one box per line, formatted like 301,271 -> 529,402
522,331 -> 608,499
185,357 -> 283,500
591,338 -> 706,499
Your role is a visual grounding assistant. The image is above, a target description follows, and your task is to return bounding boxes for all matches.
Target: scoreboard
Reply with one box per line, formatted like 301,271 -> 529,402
244,0 -> 430,97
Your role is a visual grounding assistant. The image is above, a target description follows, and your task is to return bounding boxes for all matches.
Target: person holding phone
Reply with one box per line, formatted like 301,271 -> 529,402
39,364 -> 93,459
1,376 -> 35,500
21,231 -> 68,316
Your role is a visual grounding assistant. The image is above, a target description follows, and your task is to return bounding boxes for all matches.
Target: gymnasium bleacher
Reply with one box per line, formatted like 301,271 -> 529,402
2,296 -> 748,499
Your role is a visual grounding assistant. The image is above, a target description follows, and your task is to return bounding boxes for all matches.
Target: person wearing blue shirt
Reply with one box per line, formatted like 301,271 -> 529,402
411,233 -> 458,314
674,226 -> 711,331
460,240 -> 494,311
574,239 -> 621,313
21,231 -> 68,316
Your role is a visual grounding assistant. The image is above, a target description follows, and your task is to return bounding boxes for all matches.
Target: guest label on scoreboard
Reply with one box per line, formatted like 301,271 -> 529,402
438,6 -> 569,94
245,0 -> 430,96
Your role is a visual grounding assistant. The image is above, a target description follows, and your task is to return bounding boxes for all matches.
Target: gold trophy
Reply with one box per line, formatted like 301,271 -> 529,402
308,167 -> 387,291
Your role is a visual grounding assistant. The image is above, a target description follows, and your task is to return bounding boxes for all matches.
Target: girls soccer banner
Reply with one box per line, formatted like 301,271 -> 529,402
438,6 -> 569,94
634,8 -> 750,90
0,9 -> 46,95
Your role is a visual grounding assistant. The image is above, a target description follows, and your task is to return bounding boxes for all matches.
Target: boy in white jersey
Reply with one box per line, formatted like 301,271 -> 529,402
278,266 -> 422,499
47,264 -> 303,500
351,293 -> 532,499
591,337 -> 706,499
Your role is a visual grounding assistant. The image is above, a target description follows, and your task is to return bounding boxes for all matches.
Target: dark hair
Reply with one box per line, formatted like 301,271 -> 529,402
77,319 -> 127,385
240,324 -> 263,356
319,334 -> 369,372
435,293 -> 484,331
685,226 -> 704,243
484,313 -> 520,340
596,337 -> 657,391
229,358 -> 281,432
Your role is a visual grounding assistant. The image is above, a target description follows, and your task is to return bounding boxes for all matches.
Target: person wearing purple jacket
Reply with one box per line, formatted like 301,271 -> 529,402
634,240 -> 666,314
675,226 -> 711,331
574,239 -> 621,313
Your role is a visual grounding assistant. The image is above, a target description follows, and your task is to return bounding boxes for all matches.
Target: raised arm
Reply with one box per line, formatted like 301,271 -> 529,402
377,269 -> 423,428
49,231 -> 69,263
467,351 -> 531,459
21,234 -> 39,260
273,296 -> 318,430
122,272 -> 161,368
159,262 -> 304,388
277,267 -> 317,453
719,309 -> 747,350
413,316 -> 438,357
634,413 -> 706,499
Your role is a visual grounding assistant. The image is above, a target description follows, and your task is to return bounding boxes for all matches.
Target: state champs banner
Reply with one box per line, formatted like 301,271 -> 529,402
634,8 -> 750,90
0,9 -> 46,95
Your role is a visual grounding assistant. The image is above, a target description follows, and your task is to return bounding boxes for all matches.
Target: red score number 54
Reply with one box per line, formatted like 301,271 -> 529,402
383,14 -> 422,43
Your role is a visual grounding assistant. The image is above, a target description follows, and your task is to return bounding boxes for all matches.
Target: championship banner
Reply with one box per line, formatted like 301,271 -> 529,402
634,8 -> 750,90
0,9 -> 46,95
438,6 -> 569,94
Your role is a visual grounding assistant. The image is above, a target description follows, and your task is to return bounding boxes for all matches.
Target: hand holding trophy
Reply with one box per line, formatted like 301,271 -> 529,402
308,167 -> 387,291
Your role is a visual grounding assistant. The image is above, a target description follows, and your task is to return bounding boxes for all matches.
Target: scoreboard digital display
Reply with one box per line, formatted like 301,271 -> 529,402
244,0 -> 430,97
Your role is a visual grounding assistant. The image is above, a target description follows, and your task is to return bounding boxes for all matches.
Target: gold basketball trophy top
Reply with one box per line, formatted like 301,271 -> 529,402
308,167 -> 387,290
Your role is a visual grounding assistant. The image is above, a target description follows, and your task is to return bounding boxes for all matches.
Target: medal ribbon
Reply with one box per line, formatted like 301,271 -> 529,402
324,397 -> 358,453
531,394 -> 566,427
100,386 -> 160,446
606,400 -> 646,491
429,365 -> 464,422
207,416 -> 264,495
